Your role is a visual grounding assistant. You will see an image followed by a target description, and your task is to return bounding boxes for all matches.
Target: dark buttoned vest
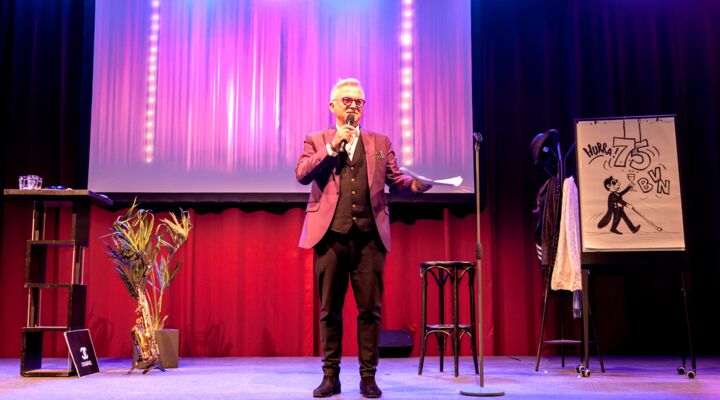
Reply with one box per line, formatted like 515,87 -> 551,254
330,135 -> 374,234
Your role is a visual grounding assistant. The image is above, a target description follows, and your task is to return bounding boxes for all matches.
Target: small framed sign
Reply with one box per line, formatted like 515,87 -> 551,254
64,329 -> 100,377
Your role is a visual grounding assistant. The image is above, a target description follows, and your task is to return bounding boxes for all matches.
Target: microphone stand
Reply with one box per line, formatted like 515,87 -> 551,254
460,132 -> 505,397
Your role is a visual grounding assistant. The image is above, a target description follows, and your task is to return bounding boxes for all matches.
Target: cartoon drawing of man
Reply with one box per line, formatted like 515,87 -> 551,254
597,176 -> 641,234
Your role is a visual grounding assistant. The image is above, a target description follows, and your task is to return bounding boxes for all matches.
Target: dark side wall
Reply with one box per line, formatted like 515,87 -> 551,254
475,0 -> 720,354
1,0 -> 94,191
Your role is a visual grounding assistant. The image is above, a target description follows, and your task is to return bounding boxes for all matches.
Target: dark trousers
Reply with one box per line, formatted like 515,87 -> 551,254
611,209 -> 638,231
314,227 -> 385,378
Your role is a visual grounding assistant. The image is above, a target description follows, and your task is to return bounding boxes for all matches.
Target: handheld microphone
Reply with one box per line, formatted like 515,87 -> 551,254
339,114 -> 356,152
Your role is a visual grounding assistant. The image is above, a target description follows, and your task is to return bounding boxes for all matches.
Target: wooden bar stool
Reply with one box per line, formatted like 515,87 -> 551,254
418,261 -> 479,376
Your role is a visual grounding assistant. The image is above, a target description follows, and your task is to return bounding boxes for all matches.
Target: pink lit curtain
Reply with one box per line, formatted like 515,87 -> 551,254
89,0 -> 473,192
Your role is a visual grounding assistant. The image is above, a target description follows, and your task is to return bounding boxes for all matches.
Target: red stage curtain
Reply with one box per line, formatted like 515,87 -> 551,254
0,201 -> 544,358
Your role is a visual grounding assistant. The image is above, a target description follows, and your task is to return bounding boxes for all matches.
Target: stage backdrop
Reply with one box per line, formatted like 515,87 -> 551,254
4,0 -> 720,361
88,0 -> 474,193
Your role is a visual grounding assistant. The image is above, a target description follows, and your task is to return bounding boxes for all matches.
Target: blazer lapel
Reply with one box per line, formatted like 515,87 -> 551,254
362,130 -> 376,190
323,129 -> 341,188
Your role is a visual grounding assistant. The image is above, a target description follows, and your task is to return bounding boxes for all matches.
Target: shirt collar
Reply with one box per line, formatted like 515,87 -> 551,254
335,123 -> 360,140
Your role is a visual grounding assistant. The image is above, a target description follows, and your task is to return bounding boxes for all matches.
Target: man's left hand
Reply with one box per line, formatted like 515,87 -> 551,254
411,180 -> 432,193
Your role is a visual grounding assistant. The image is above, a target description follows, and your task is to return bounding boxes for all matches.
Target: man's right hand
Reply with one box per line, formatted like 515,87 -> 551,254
411,180 -> 432,193
331,124 -> 355,152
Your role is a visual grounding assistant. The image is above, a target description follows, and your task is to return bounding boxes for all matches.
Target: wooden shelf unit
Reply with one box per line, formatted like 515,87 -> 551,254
4,189 -> 111,377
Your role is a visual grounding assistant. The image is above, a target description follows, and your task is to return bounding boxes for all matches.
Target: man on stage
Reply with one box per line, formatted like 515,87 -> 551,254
296,78 -> 431,398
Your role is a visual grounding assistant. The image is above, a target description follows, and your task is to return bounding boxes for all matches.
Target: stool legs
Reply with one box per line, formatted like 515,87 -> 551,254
418,264 -> 478,376
438,273 -> 445,372
468,268 -> 479,374
418,270 -> 428,375
453,268 -> 460,377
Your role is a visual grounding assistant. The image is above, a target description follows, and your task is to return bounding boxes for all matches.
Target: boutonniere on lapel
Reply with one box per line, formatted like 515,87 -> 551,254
375,150 -> 385,160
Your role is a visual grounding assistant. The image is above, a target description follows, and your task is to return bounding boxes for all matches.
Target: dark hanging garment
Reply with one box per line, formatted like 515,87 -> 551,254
533,175 -> 561,269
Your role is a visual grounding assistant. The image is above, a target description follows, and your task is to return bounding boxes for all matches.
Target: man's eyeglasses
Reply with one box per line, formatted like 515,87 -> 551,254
335,97 -> 366,109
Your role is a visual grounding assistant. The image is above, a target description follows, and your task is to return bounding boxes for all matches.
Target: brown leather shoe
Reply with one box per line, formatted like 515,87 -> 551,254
313,376 -> 341,397
359,376 -> 382,398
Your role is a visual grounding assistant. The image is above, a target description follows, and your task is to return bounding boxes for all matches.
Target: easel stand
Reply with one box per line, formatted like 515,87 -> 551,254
580,252 -> 696,379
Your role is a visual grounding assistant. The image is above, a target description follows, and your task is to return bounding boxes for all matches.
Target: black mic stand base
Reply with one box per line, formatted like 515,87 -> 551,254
459,386 -> 506,397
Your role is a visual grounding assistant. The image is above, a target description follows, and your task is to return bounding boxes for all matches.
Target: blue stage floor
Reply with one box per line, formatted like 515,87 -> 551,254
0,356 -> 717,399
